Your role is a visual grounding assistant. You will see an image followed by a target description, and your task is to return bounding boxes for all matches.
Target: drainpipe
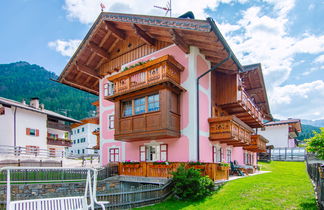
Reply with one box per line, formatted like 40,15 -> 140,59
13,107 -> 17,147
196,18 -> 244,162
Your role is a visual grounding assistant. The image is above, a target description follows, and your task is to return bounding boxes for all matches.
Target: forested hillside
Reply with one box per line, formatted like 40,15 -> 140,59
297,124 -> 321,141
0,61 -> 97,120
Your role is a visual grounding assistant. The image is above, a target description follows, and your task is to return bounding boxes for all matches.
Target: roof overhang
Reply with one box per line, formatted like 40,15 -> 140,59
58,12 -> 243,95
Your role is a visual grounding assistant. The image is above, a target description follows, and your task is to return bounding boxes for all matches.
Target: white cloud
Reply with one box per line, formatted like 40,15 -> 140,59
314,54 -> 324,63
270,80 -> 324,120
48,39 -> 81,57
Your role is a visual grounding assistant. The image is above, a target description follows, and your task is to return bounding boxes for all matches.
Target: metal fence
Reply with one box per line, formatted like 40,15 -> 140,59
271,147 -> 305,161
306,153 -> 324,209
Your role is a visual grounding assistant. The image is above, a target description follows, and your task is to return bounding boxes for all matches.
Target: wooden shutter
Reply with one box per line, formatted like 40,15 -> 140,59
139,146 -> 146,161
160,144 -> 168,161
26,128 -> 30,135
36,129 -> 39,136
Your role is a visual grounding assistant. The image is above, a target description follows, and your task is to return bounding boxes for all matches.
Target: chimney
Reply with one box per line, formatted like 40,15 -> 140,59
40,104 -> 45,110
30,97 -> 40,109
22,99 -> 26,105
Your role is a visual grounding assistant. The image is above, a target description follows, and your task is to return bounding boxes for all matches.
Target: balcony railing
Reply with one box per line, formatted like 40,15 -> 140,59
47,121 -> 71,131
289,127 -> 298,138
47,137 -> 72,147
105,55 -> 184,100
240,90 -> 264,124
208,115 -> 253,146
243,134 -> 268,153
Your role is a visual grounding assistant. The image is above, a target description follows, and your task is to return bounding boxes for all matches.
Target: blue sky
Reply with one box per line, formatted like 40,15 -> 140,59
0,0 -> 323,121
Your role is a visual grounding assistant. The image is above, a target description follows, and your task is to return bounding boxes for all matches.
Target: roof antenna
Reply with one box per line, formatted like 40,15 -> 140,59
100,2 -> 106,12
154,0 -> 172,17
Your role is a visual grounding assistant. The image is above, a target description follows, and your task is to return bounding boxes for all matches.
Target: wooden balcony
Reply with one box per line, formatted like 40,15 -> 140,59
47,121 -> 71,131
47,137 -> 72,147
105,55 -> 184,101
208,115 -> 253,147
219,89 -> 264,128
289,127 -> 298,138
243,135 -> 268,153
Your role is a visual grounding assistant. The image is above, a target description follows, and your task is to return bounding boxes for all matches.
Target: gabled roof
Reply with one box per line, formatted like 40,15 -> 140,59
58,12 -> 244,95
241,63 -> 272,120
265,119 -> 302,132
71,117 -> 99,129
0,97 -> 80,123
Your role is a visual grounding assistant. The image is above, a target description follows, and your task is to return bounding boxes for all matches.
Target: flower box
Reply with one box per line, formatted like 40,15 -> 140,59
218,166 -> 229,171
190,165 -> 206,170
150,164 -> 172,169
123,164 -> 140,168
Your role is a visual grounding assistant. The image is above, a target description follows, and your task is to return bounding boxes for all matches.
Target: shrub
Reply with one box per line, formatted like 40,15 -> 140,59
306,128 -> 324,160
172,165 -> 214,200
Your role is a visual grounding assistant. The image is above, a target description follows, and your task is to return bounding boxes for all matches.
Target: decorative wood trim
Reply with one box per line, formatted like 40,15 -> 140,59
170,29 -> 190,54
62,79 -> 99,95
133,24 -> 156,46
104,21 -> 127,40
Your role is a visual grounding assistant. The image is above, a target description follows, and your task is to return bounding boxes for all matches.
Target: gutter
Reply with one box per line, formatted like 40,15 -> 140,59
13,107 -> 17,147
196,18 -> 240,161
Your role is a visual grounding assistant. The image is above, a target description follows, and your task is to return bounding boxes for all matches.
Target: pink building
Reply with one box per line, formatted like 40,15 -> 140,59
58,13 -> 271,169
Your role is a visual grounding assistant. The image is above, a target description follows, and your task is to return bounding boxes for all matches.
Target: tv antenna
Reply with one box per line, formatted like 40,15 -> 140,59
154,0 -> 172,17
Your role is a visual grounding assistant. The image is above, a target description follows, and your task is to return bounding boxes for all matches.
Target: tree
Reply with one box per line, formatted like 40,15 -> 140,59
305,128 -> 324,160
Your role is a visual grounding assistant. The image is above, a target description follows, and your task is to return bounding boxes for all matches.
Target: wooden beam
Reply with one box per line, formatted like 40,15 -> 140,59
133,24 -> 156,46
62,79 -> 99,95
104,21 -> 126,40
75,62 -> 101,79
87,41 -> 110,60
246,87 -> 263,95
170,29 -> 190,54
200,49 -> 226,59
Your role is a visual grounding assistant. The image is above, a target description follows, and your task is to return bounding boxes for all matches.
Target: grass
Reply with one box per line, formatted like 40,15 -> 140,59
138,161 -> 317,210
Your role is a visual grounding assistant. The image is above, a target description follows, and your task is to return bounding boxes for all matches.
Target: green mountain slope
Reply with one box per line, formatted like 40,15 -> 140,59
297,124 -> 321,141
0,61 -> 97,120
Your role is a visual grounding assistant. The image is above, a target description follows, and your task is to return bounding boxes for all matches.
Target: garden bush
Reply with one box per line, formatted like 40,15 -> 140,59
306,128 -> 324,159
172,165 -> 214,200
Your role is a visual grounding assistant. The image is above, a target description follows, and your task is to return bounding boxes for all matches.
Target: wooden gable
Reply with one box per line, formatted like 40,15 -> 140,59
58,12 -> 243,95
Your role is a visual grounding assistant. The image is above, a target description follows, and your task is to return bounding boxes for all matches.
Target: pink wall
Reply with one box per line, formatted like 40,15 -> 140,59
101,142 -> 123,166
233,147 -> 244,165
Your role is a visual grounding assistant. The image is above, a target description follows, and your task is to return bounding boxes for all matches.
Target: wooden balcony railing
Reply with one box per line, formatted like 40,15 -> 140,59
47,137 -> 72,147
208,115 -> 253,146
243,135 -> 268,153
105,55 -> 184,100
118,162 -> 229,181
289,127 -> 298,138
47,121 -> 71,131
240,90 -> 264,124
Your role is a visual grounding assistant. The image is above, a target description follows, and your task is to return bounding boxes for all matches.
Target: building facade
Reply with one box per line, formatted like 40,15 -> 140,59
58,13 -> 272,167
259,119 -> 302,148
0,97 -> 79,155
69,117 -> 99,156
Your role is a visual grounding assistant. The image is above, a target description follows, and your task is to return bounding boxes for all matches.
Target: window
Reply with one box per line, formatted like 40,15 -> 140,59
26,128 -> 39,136
148,94 -> 159,112
77,129 -> 80,133
109,115 -> 114,129
77,139 -> 80,143
82,127 -> 85,132
109,148 -> 119,162
134,97 -> 145,115
261,127 -> 266,131
104,82 -> 114,96
82,149 -> 85,154
139,144 -> 167,162
226,148 -> 232,162
213,146 -> 222,162
73,140 -> 76,144
122,101 -> 132,117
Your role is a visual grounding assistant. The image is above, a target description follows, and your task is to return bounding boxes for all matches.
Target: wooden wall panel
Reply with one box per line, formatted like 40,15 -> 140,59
215,72 -> 238,105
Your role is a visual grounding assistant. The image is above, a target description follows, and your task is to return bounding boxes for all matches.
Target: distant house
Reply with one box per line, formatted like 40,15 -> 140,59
69,117 -> 99,156
0,97 -> 79,155
259,119 -> 302,148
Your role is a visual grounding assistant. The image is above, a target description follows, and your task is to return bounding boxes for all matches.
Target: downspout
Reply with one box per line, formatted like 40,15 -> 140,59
13,107 -> 17,147
196,18 -> 243,162
196,54 -> 231,162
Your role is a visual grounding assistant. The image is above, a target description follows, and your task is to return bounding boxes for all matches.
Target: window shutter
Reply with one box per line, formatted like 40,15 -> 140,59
26,128 -> 30,135
212,146 -> 216,163
36,129 -> 39,136
160,144 -> 168,161
139,146 -> 146,162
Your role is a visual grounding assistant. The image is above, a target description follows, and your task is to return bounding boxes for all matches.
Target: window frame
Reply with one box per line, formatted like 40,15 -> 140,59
109,148 -> 120,162
108,115 -> 115,129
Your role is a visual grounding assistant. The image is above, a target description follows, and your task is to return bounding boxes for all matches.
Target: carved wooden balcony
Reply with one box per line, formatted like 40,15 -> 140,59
243,135 -> 268,152
105,55 -> 184,101
208,115 -> 253,147
47,137 -> 72,147
47,121 -> 71,131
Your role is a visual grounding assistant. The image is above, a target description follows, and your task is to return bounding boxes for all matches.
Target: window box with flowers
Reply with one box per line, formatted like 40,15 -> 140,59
217,162 -> 230,171
122,161 -> 140,168
150,161 -> 173,169
187,161 -> 206,170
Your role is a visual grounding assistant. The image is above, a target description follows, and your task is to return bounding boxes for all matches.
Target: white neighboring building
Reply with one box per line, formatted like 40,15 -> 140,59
0,97 -> 80,155
259,119 -> 302,148
69,117 -> 99,156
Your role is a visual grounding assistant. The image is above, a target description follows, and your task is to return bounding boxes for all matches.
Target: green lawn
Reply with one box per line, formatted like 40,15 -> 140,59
139,161 -> 317,210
